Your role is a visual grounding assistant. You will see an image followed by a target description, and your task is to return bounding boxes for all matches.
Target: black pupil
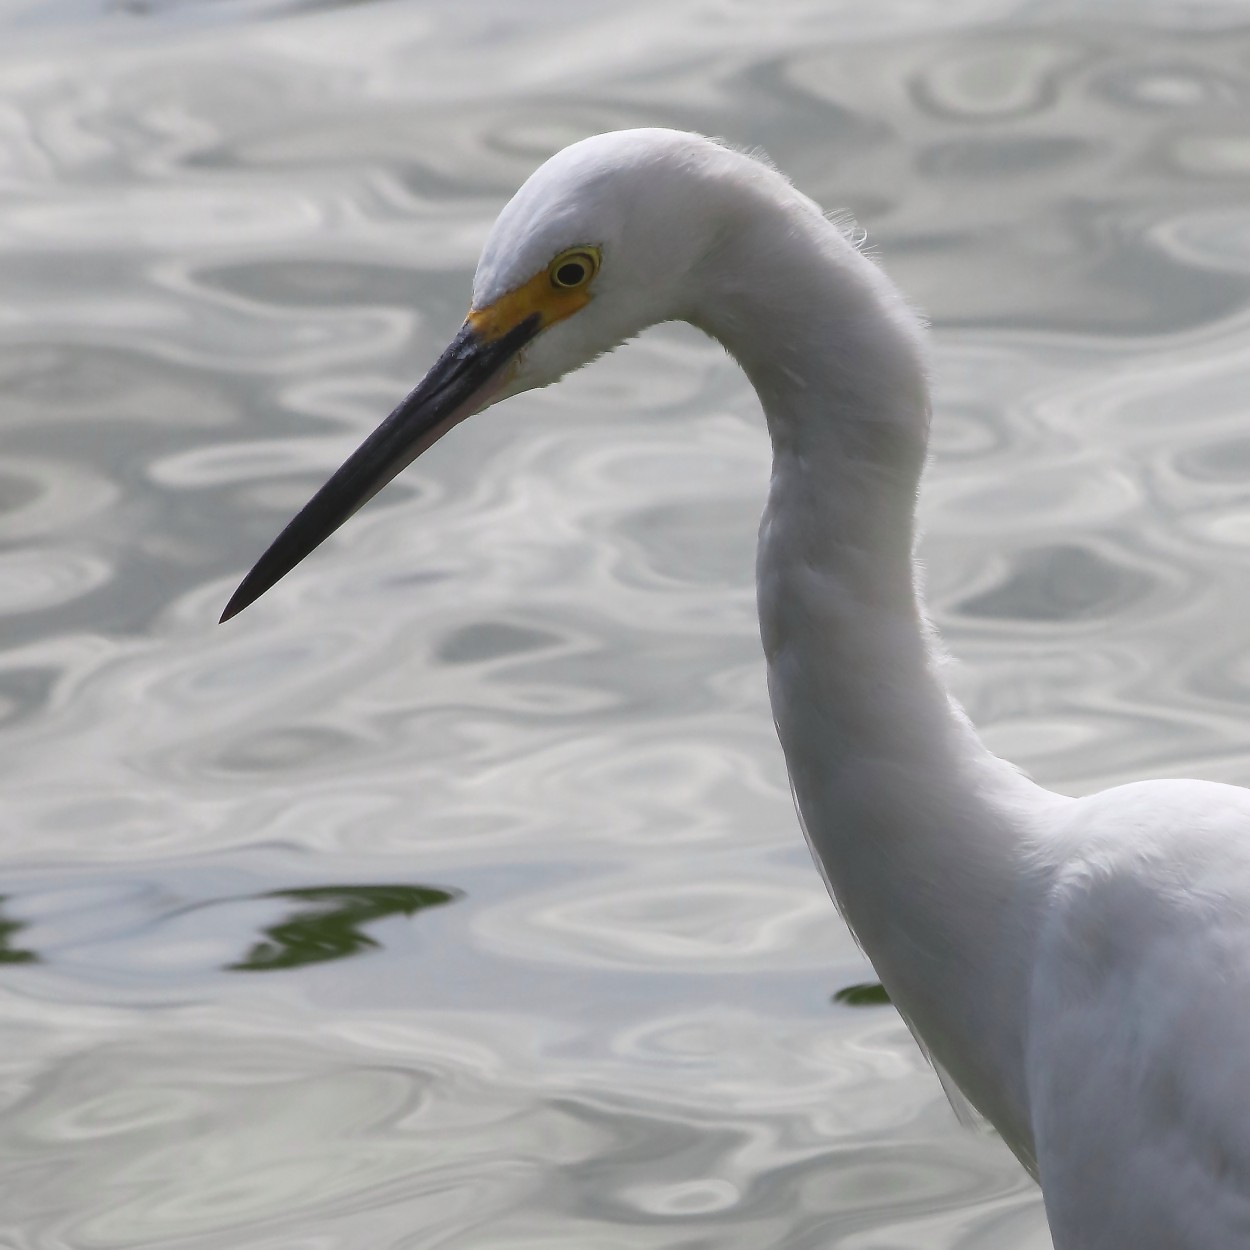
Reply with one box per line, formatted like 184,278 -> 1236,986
556,260 -> 586,286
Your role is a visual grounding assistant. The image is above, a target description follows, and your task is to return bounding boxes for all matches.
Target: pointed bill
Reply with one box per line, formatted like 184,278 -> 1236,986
219,312 -> 540,623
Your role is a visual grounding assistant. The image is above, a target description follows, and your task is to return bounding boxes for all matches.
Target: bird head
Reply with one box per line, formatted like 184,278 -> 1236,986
220,128 -> 731,622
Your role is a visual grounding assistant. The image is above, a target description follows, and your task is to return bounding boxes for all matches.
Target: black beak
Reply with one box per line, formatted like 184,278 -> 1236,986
220,313 -> 541,623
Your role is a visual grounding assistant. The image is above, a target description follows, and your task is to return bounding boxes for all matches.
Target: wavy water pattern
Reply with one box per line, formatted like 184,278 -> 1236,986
2,1 -> 1250,1246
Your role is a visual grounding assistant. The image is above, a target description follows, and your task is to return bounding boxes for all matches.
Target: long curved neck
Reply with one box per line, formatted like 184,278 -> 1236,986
691,180 -> 1058,1163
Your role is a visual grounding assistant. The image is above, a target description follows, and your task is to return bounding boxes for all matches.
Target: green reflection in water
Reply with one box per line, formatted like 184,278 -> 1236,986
229,884 -> 462,972
0,896 -> 36,964
834,982 -> 891,1007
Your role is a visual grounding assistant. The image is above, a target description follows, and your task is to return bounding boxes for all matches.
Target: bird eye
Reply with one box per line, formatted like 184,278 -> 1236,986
549,247 -> 600,290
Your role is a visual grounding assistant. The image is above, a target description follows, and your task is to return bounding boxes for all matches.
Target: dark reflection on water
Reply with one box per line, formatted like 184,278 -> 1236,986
4,1 -> 1250,1247
229,883 -> 462,972
834,983 -> 891,1008
0,872 -> 465,976
0,897 -> 37,965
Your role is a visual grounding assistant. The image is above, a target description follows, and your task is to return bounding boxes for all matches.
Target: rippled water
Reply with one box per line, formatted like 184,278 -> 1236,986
4,1 -> 1250,1245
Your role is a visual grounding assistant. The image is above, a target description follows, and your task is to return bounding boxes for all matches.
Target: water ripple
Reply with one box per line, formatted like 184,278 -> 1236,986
8,4 -> 1250,1247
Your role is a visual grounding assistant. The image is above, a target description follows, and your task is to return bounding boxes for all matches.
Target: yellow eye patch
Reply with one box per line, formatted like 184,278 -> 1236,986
469,245 -> 601,343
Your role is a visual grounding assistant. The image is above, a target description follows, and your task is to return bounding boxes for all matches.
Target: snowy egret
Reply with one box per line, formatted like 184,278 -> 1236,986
221,129 -> 1250,1246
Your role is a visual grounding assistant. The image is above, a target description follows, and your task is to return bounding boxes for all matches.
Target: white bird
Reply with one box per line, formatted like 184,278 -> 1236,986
221,129 -> 1250,1247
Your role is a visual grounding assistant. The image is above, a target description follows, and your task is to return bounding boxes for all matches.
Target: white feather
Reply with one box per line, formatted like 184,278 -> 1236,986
472,128 -> 1250,1247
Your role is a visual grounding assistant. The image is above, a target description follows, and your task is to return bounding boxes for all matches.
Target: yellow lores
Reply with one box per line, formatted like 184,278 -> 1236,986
468,246 -> 601,342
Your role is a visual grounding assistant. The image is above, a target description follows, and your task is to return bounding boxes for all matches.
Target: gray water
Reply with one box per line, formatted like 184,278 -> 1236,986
4,1 -> 1250,1245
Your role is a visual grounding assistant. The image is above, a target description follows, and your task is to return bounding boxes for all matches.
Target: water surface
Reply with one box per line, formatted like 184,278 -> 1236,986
4,2 -> 1250,1245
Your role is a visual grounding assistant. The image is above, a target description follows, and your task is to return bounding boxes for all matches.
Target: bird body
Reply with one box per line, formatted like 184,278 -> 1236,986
1027,778 -> 1250,1243
223,129 -> 1250,1246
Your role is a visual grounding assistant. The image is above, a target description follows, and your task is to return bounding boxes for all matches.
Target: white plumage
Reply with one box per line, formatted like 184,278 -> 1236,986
224,129 -> 1250,1247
